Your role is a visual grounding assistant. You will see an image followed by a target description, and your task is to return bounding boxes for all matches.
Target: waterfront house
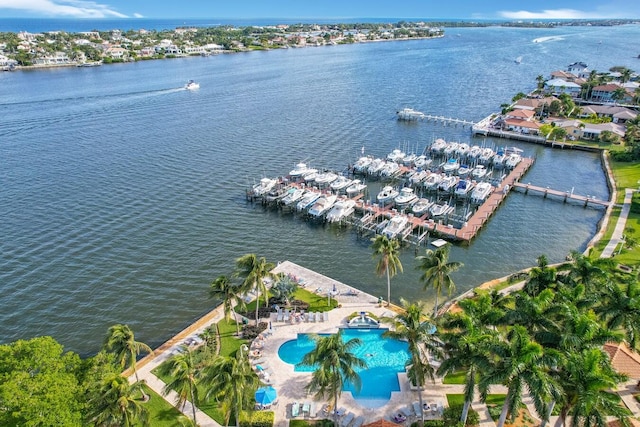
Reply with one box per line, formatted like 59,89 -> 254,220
567,61 -> 590,78
550,70 -> 578,82
104,46 -> 129,59
553,119 -> 585,139
579,105 -> 638,123
590,83 -> 631,103
581,122 -> 626,140
545,78 -> 581,96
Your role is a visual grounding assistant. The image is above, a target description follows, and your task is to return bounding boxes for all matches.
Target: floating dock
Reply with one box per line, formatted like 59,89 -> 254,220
511,182 -> 610,207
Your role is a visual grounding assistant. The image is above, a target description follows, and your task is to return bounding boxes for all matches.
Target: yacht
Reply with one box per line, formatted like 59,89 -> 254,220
394,187 -> 418,207
289,162 -> 311,178
381,215 -> 410,239
379,161 -> 400,178
454,179 -> 474,197
303,171 -> 319,182
413,155 -> 432,169
308,194 -> 338,218
492,150 -> 506,169
430,202 -> 453,218
468,145 -> 482,159
367,158 -> 386,175
430,138 -> 447,154
457,164 -> 471,177
505,153 -> 522,169
411,198 -> 433,216
185,80 -> 200,90
471,165 -> 488,179
251,177 -> 277,196
314,172 -> 339,185
281,188 -> 305,206
438,175 -> 458,192
326,199 -> 356,223
345,180 -> 367,196
397,108 -> 425,121
409,170 -> 430,186
377,186 -> 399,204
471,182 -> 493,203
442,158 -> 460,173
479,148 -> 495,164
456,143 -> 470,157
296,191 -> 321,212
423,173 -> 442,191
330,176 -> 353,192
387,148 -> 406,162
353,156 -> 373,173
402,153 -> 417,165
264,186 -> 289,203
443,142 -> 459,157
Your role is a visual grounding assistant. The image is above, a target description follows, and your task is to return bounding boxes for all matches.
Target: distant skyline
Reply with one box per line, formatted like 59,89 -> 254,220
0,0 -> 639,21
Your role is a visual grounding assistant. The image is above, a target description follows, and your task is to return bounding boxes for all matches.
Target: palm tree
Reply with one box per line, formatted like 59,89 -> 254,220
383,299 -> 440,424
235,254 -> 276,325
299,330 -> 367,425
563,250 -> 609,291
596,278 -> 640,349
523,255 -> 557,296
200,350 -> 259,427
536,74 -> 545,91
416,245 -> 463,317
371,234 -> 403,307
210,275 -> 246,336
87,373 -> 149,426
158,346 -> 199,425
103,324 -> 153,400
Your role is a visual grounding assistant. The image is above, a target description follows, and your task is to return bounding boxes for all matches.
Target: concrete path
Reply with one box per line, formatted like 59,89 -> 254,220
601,188 -> 635,258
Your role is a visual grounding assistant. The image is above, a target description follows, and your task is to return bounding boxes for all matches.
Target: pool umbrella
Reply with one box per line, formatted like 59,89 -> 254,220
255,386 -> 277,406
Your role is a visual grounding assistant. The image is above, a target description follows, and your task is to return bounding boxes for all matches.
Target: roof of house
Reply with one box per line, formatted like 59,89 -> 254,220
608,418 -> 640,427
504,118 -> 541,130
603,342 -> 640,378
545,78 -> 581,89
506,109 -> 536,119
513,99 -> 539,109
593,83 -> 623,92
550,70 -> 577,80
553,119 -> 583,129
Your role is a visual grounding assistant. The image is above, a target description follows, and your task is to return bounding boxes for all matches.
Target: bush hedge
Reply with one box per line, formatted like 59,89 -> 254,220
238,410 -> 274,427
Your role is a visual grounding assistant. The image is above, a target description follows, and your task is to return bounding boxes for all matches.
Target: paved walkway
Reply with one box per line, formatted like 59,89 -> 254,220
601,188 -> 635,258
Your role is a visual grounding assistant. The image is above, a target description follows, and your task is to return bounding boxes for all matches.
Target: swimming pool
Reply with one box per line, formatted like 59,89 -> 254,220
278,328 -> 410,407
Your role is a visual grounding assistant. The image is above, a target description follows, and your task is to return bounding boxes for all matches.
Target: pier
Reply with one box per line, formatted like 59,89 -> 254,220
511,182 -> 610,207
397,108 -> 475,127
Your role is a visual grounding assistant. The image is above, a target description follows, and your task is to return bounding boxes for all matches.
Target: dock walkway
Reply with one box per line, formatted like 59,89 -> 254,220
601,188 -> 635,257
511,182 -> 610,207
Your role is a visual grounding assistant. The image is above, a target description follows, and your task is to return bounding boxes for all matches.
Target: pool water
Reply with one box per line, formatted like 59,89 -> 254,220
278,328 -> 410,406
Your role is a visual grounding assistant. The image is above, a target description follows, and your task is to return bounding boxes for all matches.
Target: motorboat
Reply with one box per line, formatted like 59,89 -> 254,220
454,179 -> 474,197
468,145 -> 482,159
457,164 -> 471,177
377,186 -> 399,204
264,185 -> 289,203
456,143 -> 470,157
409,170 -> 429,186
330,175 -> 353,192
326,199 -> 356,223
346,179 -> 367,196
281,188 -> 305,206
413,155 -> 432,169
394,187 -> 418,207
443,142 -> 459,157
505,153 -> 522,169
251,177 -> 277,196
402,153 -> 417,165
471,182 -> 493,203
423,173 -> 442,190
492,150 -> 506,168
438,175 -> 458,192
367,158 -> 386,175
379,161 -> 400,178
411,198 -> 433,216
430,138 -> 447,154
296,191 -> 321,212
471,165 -> 488,179
387,148 -> 406,162
314,171 -> 339,185
308,194 -> 338,218
353,156 -> 373,173
185,80 -> 200,90
430,202 -> 454,218
397,108 -> 425,121
381,215 -> 409,239
303,171 -> 319,182
479,148 -> 495,164
442,158 -> 460,173
289,162 -> 311,178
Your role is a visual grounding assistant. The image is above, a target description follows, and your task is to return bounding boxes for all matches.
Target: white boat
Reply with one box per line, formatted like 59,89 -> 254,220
423,173 -> 442,190
505,153 -> 522,169
387,149 -> 406,162
303,171 -> 319,182
264,185 -> 289,202
413,155 -> 432,169
468,145 -> 482,159
411,198 -> 433,216
438,175 -> 458,192
185,80 -> 200,90
471,165 -> 488,179
330,176 -> 353,192
479,147 -> 495,164
456,143 -> 470,157
409,170 -> 430,186
379,161 -> 400,177
314,172 -> 339,185
397,108 -> 425,121
308,194 -> 338,218
353,156 -> 373,173
430,202 -> 453,218
443,142 -> 459,157
492,151 -> 506,168
296,191 -> 321,212
289,162 -> 311,178
326,199 -> 356,223
402,153 -> 417,165
346,179 -> 367,196
281,188 -> 305,206
394,187 -> 418,207
515,56 -> 523,64
442,158 -> 460,173
454,179 -> 474,197
457,164 -> 471,177
251,177 -> 277,196
377,186 -> 399,204
367,158 -> 386,175
430,138 -> 447,154
471,182 -> 493,203
381,215 -> 409,239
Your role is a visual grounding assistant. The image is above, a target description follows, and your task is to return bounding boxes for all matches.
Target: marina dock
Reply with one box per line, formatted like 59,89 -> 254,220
511,182 -> 610,207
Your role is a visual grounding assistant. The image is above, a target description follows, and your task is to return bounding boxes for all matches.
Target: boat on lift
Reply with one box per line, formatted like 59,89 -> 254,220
377,186 -> 399,204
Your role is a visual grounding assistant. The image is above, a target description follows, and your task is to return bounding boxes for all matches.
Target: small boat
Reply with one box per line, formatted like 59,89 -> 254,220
264,185 -> 289,202
185,80 -> 200,90
443,142 -> 459,157
394,187 -> 418,207
430,138 -> 447,154
387,149 -> 406,162
303,171 -> 319,182
326,199 -> 356,223
377,186 -> 399,204
492,150 -> 506,168
379,161 -> 400,178
468,145 -> 482,159
411,198 -> 433,216
397,108 -> 425,121
289,162 -> 311,178
251,177 -> 277,196
381,215 -> 409,239
457,164 -> 471,177
330,176 -> 353,192
402,153 -> 417,165
479,148 -> 495,164
515,56 -> 523,64
430,202 -> 453,218
296,191 -> 321,212
423,173 -> 442,190
454,179 -> 474,197
353,156 -> 373,173
471,182 -> 493,203
308,194 -> 338,218
314,172 -> 339,185
281,188 -> 306,206
409,170 -> 430,186
505,153 -> 522,169
471,165 -> 488,179
442,158 -> 460,173
438,175 -> 458,192
367,158 -> 386,175
346,179 -> 367,196
413,155 -> 432,169
456,143 -> 470,157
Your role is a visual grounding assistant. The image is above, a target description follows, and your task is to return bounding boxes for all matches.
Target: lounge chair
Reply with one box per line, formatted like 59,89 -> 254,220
400,406 -> 414,418
302,402 -> 310,415
291,402 -> 300,418
392,413 -> 407,423
340,412 -> 355,427
276,312 -> 284,322
323,311 -> 329,321
352,416 -> 365,427
309,402 -> 317,418
412,402 -> 423,417
309,312 -> 316,322
334,407 -> 346,417
317,311 -> 324,322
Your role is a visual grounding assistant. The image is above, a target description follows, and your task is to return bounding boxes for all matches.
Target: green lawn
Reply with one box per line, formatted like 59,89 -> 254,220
217,318 -> 249,358
135,384 -> 187,427
446,394 -> 465,406
442,370 -> 467,385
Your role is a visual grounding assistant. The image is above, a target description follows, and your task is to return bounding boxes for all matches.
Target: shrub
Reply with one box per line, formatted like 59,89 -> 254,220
631,193 -> 640,214
238,410 -> 274,427
442,404 -> 479,426
241,322 -> 268,340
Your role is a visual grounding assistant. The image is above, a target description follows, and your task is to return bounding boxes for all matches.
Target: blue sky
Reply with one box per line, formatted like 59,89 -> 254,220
0,0 -> 639,20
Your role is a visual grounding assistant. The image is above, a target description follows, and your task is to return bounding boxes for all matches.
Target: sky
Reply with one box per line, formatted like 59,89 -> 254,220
0,0 -> 639,20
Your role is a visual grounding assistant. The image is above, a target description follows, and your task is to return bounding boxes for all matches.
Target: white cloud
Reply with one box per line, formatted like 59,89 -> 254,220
0,0 -> 128,18
499,8 -> 617,20
133,12 -> 144,18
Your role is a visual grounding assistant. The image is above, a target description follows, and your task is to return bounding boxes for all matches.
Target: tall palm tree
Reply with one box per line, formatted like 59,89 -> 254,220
596,278 -> 640,349
299,330 -> 367,425
158,346 -> 199,425
563,250 -> 609,292
235,254 -> 275,326
103,324 -> 153,400
87,373 -> 149,426
371,234 -> 403,307
383,299 -> 440,424
200,351 -> 259,427
210,275 -> 246,336
523,255 -> 557,296
416,245 -> 463,317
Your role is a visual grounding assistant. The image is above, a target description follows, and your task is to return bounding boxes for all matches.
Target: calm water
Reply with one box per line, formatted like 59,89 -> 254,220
1,25 -> 638,355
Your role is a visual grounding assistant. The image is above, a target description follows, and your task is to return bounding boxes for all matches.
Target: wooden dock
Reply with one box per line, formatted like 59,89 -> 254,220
511,182 -> 610,207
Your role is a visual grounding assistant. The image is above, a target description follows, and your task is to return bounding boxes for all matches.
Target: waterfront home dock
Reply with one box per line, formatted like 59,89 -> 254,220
511,182 -> 610,207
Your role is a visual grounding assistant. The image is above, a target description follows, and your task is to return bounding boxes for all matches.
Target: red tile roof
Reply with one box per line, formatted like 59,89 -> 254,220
603,342 -> 640,378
